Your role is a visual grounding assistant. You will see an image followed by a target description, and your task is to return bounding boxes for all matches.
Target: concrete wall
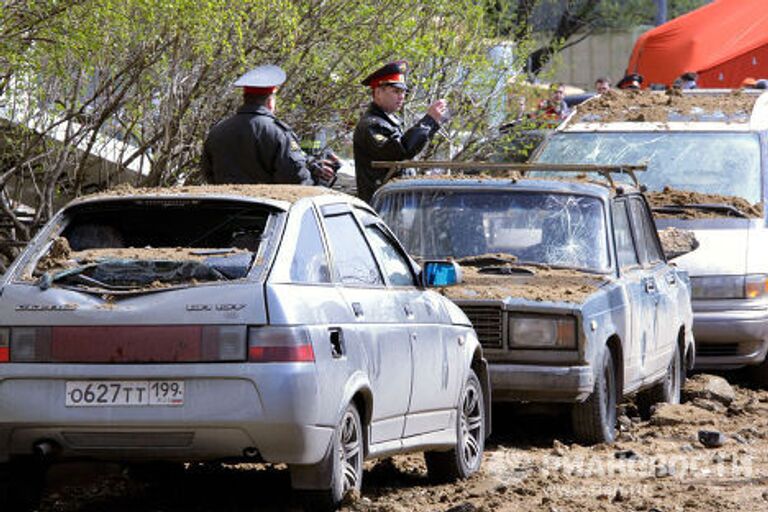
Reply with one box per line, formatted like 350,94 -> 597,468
545,27 -> 650,91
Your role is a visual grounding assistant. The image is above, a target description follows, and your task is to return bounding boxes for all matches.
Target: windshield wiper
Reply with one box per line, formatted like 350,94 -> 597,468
477,266 -> 535,276
652,203 -> 748,218
455,253 -> 519,266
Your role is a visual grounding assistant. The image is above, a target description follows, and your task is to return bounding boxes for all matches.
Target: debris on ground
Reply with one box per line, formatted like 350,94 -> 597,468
37,374 -> 768,512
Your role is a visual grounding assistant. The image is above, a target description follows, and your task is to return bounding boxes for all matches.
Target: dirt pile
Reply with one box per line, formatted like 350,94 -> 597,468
34,242 -> 249,277
440,264 -> 605,303
658,227 -> 699,259
574,89 -> 756,123
647,187 -> 763,219
87,183 -> 345,203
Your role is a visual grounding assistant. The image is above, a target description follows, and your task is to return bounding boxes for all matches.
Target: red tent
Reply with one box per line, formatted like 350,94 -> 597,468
626,0 -> 768,88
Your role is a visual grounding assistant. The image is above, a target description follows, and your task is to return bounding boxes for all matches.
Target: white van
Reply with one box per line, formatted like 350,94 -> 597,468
532,89 -> 768,384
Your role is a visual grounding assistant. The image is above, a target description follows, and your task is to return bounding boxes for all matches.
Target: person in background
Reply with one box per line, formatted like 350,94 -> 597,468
617,73 -> 643,90
536,83 -> 571,120
673,71 -> 698,90
202,65 -> 337,186
353,60 -> 447,203
594,77 -> 611,94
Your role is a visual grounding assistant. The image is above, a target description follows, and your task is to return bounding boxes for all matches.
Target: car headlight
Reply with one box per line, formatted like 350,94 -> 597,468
691,274 -> 768,300
508,315 -> 577,349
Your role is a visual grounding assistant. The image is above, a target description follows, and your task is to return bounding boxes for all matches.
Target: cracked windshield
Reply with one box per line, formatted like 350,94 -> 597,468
377,190 -> 609,271
535,132 -> 762,203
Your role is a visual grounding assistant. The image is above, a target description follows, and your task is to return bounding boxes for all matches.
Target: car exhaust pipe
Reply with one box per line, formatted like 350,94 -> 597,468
242,447 -> 260,459
33,440 -> 60,460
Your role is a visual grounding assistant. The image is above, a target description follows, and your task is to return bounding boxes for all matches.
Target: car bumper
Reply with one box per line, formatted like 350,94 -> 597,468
692,305 -> 768,369
489,363 -> 594,402
0,363 -> 333,465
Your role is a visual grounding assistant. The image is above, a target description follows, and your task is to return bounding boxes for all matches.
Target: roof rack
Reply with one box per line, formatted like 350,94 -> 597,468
371,161 -> 647,189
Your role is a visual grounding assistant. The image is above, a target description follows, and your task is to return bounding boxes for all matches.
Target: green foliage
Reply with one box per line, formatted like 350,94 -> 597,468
0,0 -> 522,231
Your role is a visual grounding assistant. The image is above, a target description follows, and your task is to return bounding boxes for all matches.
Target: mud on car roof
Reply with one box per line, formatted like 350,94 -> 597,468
372,160 -> 647,196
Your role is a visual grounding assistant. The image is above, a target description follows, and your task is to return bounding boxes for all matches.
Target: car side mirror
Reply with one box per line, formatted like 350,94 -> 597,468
421,260 -> 462,287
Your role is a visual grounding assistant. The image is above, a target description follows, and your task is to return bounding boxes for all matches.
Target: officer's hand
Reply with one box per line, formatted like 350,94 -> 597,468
427,99 -> 448,123
312,161 -> 337,183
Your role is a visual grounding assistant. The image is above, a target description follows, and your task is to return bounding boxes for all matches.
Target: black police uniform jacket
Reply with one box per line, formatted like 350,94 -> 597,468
202,103 -> 314,185
353,102 -> 439,203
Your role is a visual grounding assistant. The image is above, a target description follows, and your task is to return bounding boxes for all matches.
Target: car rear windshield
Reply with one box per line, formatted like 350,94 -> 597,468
27,199 -> 277,291
535,132 -> 761,203
376,190 -> 610,271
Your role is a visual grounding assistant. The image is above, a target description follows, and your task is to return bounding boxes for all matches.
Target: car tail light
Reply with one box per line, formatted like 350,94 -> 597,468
4,326 -> 247,363
248,326 -> 315,363
0,328 -> 10,362
10,327 -> 51,362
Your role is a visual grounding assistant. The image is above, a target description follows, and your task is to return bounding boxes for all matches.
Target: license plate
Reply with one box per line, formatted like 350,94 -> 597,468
65,380 -> 185,407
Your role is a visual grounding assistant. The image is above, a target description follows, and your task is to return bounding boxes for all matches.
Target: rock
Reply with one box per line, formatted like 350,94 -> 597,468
617,415 -> 633,431
680,444 -> 695,452
445,504 -> 476,512
655,464 -> 675,478
651,403 -> 718,426
614,449 -> 639,460
612,488 -> 627,502
691,397 -> 727,414
762,490 -> 768,501
493,483 -> 508,495
732,433 -> 748,444
698,430 -> 726,448
341,489 -> 361,506
552,439 -> 568,457
683,374 -> 736,406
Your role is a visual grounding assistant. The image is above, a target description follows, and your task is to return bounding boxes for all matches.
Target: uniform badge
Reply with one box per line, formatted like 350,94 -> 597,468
290,140 -> 301,152
373,133 -> 388,143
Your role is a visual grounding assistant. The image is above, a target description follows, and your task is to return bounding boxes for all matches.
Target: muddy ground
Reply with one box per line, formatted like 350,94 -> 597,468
36,373 -> 768,512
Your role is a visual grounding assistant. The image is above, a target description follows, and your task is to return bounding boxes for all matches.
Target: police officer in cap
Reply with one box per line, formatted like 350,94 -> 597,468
617,73 -> 643,90
202,65 -> 336,185
353,60 -> 447,203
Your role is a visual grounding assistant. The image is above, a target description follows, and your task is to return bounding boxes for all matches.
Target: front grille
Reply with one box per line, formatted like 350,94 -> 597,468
62,431 -> 194,449
697,343 -> 740,357
460,305 -> 503,348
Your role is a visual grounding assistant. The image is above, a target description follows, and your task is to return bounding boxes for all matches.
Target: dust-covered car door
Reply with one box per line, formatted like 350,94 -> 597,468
321,204 -> 413,444
355,208 -> 460,437
628,196 -> 675,378
612,198 -> 655,389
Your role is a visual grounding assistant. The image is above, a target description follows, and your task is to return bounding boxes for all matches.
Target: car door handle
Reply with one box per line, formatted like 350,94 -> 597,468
403,304 -> 414,318
645,278 -> 656,293
351,302 -> 364,318
666,272 -> 677,286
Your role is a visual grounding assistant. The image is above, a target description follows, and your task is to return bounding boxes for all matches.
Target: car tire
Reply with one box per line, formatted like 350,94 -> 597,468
0,458 -> 47,511
425,369 -> 485,483
572,348 -> 617,445
301,403 -> 364,512
636,343 -> 683,418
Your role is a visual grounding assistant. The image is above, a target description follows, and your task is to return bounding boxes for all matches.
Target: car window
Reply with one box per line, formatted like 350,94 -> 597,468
323,213 -> 384,286
289,209 -> 331,283
629,198 -> 663,265
365,225 -> 416,286
612,200 -> 639,270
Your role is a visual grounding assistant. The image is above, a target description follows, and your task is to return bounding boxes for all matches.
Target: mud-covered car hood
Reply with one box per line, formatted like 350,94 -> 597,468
438,266 -> 607,305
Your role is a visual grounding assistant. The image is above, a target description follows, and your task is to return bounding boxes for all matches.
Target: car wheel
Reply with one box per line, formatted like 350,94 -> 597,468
637,343 -> 683,418
425,369 -> 485,482
572,348 -> 617,445
302,403 -> 363,511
